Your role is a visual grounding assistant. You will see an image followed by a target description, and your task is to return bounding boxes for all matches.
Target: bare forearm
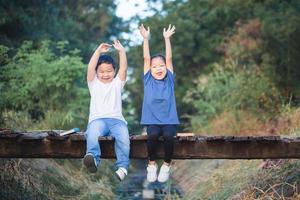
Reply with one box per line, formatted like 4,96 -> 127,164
165,38 -> 172,59
165,38 -> 173,72
143,39 -> 150,59
118,50 -> 127,81
163,24 -> 175,72
87,48 -> 101,81
143,38 -> 151,73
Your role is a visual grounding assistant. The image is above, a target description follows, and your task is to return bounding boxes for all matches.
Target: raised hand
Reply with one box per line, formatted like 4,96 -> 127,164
114,40 -> 127,81
163,24 -> 175,72
139,24 -> 151,74
139,24 -> 150,39
97,43 -> 112,53
87,42 -> 112,81
112,40 -> 125,52
163,24 -> 176,39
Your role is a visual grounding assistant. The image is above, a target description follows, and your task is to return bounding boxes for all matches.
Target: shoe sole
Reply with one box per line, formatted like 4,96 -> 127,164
83,154 -> 97,173
147,176 -> 157,182
116,171 -> 128,181
157,173 -> 170,182
115,172 -> 122,181
158,178 -> 168,183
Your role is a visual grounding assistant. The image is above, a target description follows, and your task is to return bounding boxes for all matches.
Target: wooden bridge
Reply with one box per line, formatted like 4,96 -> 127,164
1,129 -> 300,159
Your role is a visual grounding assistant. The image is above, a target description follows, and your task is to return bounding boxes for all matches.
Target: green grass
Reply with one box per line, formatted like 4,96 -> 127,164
248,160 -> 300,198
0,158 -> 117,200
179,160 -> 300,199
41,169 -> 81,197
184,160 -> 260,200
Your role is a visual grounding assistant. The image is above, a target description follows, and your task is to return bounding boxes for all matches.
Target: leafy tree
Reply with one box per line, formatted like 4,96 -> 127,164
0,0 -> 126,61
127,0 -> 300,131
0,41 -> 89,129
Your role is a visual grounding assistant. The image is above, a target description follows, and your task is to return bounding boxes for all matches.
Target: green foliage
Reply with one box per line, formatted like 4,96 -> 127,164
41,167 -> 81,196
127,0 -> 300,131
183,160 -> 260,200
184,58 -> 281,130
0,45 -> 9,66
185,160 -> 300,199
259,1 -> 300,100
0,158 -> 116,200
0,41 -> 89,129
0,0 -> 127,61
1,0 -> 300,134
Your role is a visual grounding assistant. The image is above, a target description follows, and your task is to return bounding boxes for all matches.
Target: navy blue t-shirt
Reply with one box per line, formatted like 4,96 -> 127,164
141,70 -> 180,125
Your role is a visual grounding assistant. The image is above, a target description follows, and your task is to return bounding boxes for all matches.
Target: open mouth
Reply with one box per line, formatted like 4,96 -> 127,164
156,72 -> 163,76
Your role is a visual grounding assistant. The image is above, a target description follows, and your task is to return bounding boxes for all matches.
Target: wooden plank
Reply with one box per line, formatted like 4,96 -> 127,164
0,128 -> 11,134
0,132 -> 300,159
176,133 -> 195,137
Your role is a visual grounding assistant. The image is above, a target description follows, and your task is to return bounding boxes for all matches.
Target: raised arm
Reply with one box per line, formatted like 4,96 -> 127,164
139,24 -> 151,74
87,43 -> 111,82
163,24 -> 176,73
113,40 -> 127,81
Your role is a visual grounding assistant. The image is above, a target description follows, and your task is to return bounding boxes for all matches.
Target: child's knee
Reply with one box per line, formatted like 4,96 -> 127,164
162,125 -> 176,138
114,128 -> 130,145
114,120 -> 129,134
147,132 -> 160,140
163,131 -> 175,141
86,132 -> 98,141
87,119 -> 106,132
116,134 -> 130,145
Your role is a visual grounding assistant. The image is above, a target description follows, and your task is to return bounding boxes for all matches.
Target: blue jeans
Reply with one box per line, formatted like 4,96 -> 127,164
85,118 -> 130,170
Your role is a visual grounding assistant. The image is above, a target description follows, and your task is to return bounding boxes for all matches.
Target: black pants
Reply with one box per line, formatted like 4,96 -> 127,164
146,125 -> 176,163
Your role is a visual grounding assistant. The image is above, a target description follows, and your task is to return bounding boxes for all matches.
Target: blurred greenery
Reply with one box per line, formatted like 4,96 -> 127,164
0,0 -> 300,133
128,0 -> 300,131
1,0 -> 300,199
184,58 -> 281,129
0,41 -> 89,130
0,0 -> 127,61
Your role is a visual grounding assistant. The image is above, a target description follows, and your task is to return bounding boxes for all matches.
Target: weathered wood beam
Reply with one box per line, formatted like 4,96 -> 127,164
0,130 -> 300,159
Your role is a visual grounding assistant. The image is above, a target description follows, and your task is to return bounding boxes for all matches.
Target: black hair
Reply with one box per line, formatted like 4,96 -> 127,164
96,54 -> 116,71
150,54 -> 166,65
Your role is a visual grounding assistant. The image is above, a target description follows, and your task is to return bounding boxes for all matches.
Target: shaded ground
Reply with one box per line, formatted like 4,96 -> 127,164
115,160 -> 183,200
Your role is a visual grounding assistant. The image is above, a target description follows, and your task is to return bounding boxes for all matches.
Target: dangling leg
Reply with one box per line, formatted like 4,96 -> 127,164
147,125 -> 161,163
158,125 -> 176,182
162,125 -> 176,164
107,118 -> 130,180
84,118 -> 109,172
108,119 -> 130,170
146,125 -> 161,182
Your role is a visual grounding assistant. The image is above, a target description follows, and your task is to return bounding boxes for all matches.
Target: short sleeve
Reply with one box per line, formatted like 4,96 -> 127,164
143,70 -> 152,85
87,76 -> 97,90
167,69 -> 176,84
115,75 -> 126,89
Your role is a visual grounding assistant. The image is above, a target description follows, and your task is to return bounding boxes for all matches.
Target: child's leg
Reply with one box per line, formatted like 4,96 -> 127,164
85,118 -> 109,166
107,119 -> 130,170
146,125 -> 161,162
162,125 -> 176,164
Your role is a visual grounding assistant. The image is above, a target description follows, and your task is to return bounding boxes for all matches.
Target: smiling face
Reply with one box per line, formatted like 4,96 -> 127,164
96,63 -> 115,83
150,57 -> 167,80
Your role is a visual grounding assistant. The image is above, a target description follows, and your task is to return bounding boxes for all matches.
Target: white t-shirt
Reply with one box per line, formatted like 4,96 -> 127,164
87,75 -> 126,124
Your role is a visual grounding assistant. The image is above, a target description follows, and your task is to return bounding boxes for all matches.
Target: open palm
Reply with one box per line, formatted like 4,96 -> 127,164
97,43 -> 112,53
163,24 -> 176,38
139,24 -> 150,39
113,40 -> 125,52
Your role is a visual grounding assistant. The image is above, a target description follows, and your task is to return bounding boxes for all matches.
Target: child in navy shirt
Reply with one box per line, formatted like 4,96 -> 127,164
139,24 -> 179,183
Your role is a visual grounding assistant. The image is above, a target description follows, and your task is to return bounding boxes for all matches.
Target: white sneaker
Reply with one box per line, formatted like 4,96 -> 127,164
147,164 -> 158,182
116,167 -> 127,181
157,164 -> 170,183
83,153 -> 97,173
